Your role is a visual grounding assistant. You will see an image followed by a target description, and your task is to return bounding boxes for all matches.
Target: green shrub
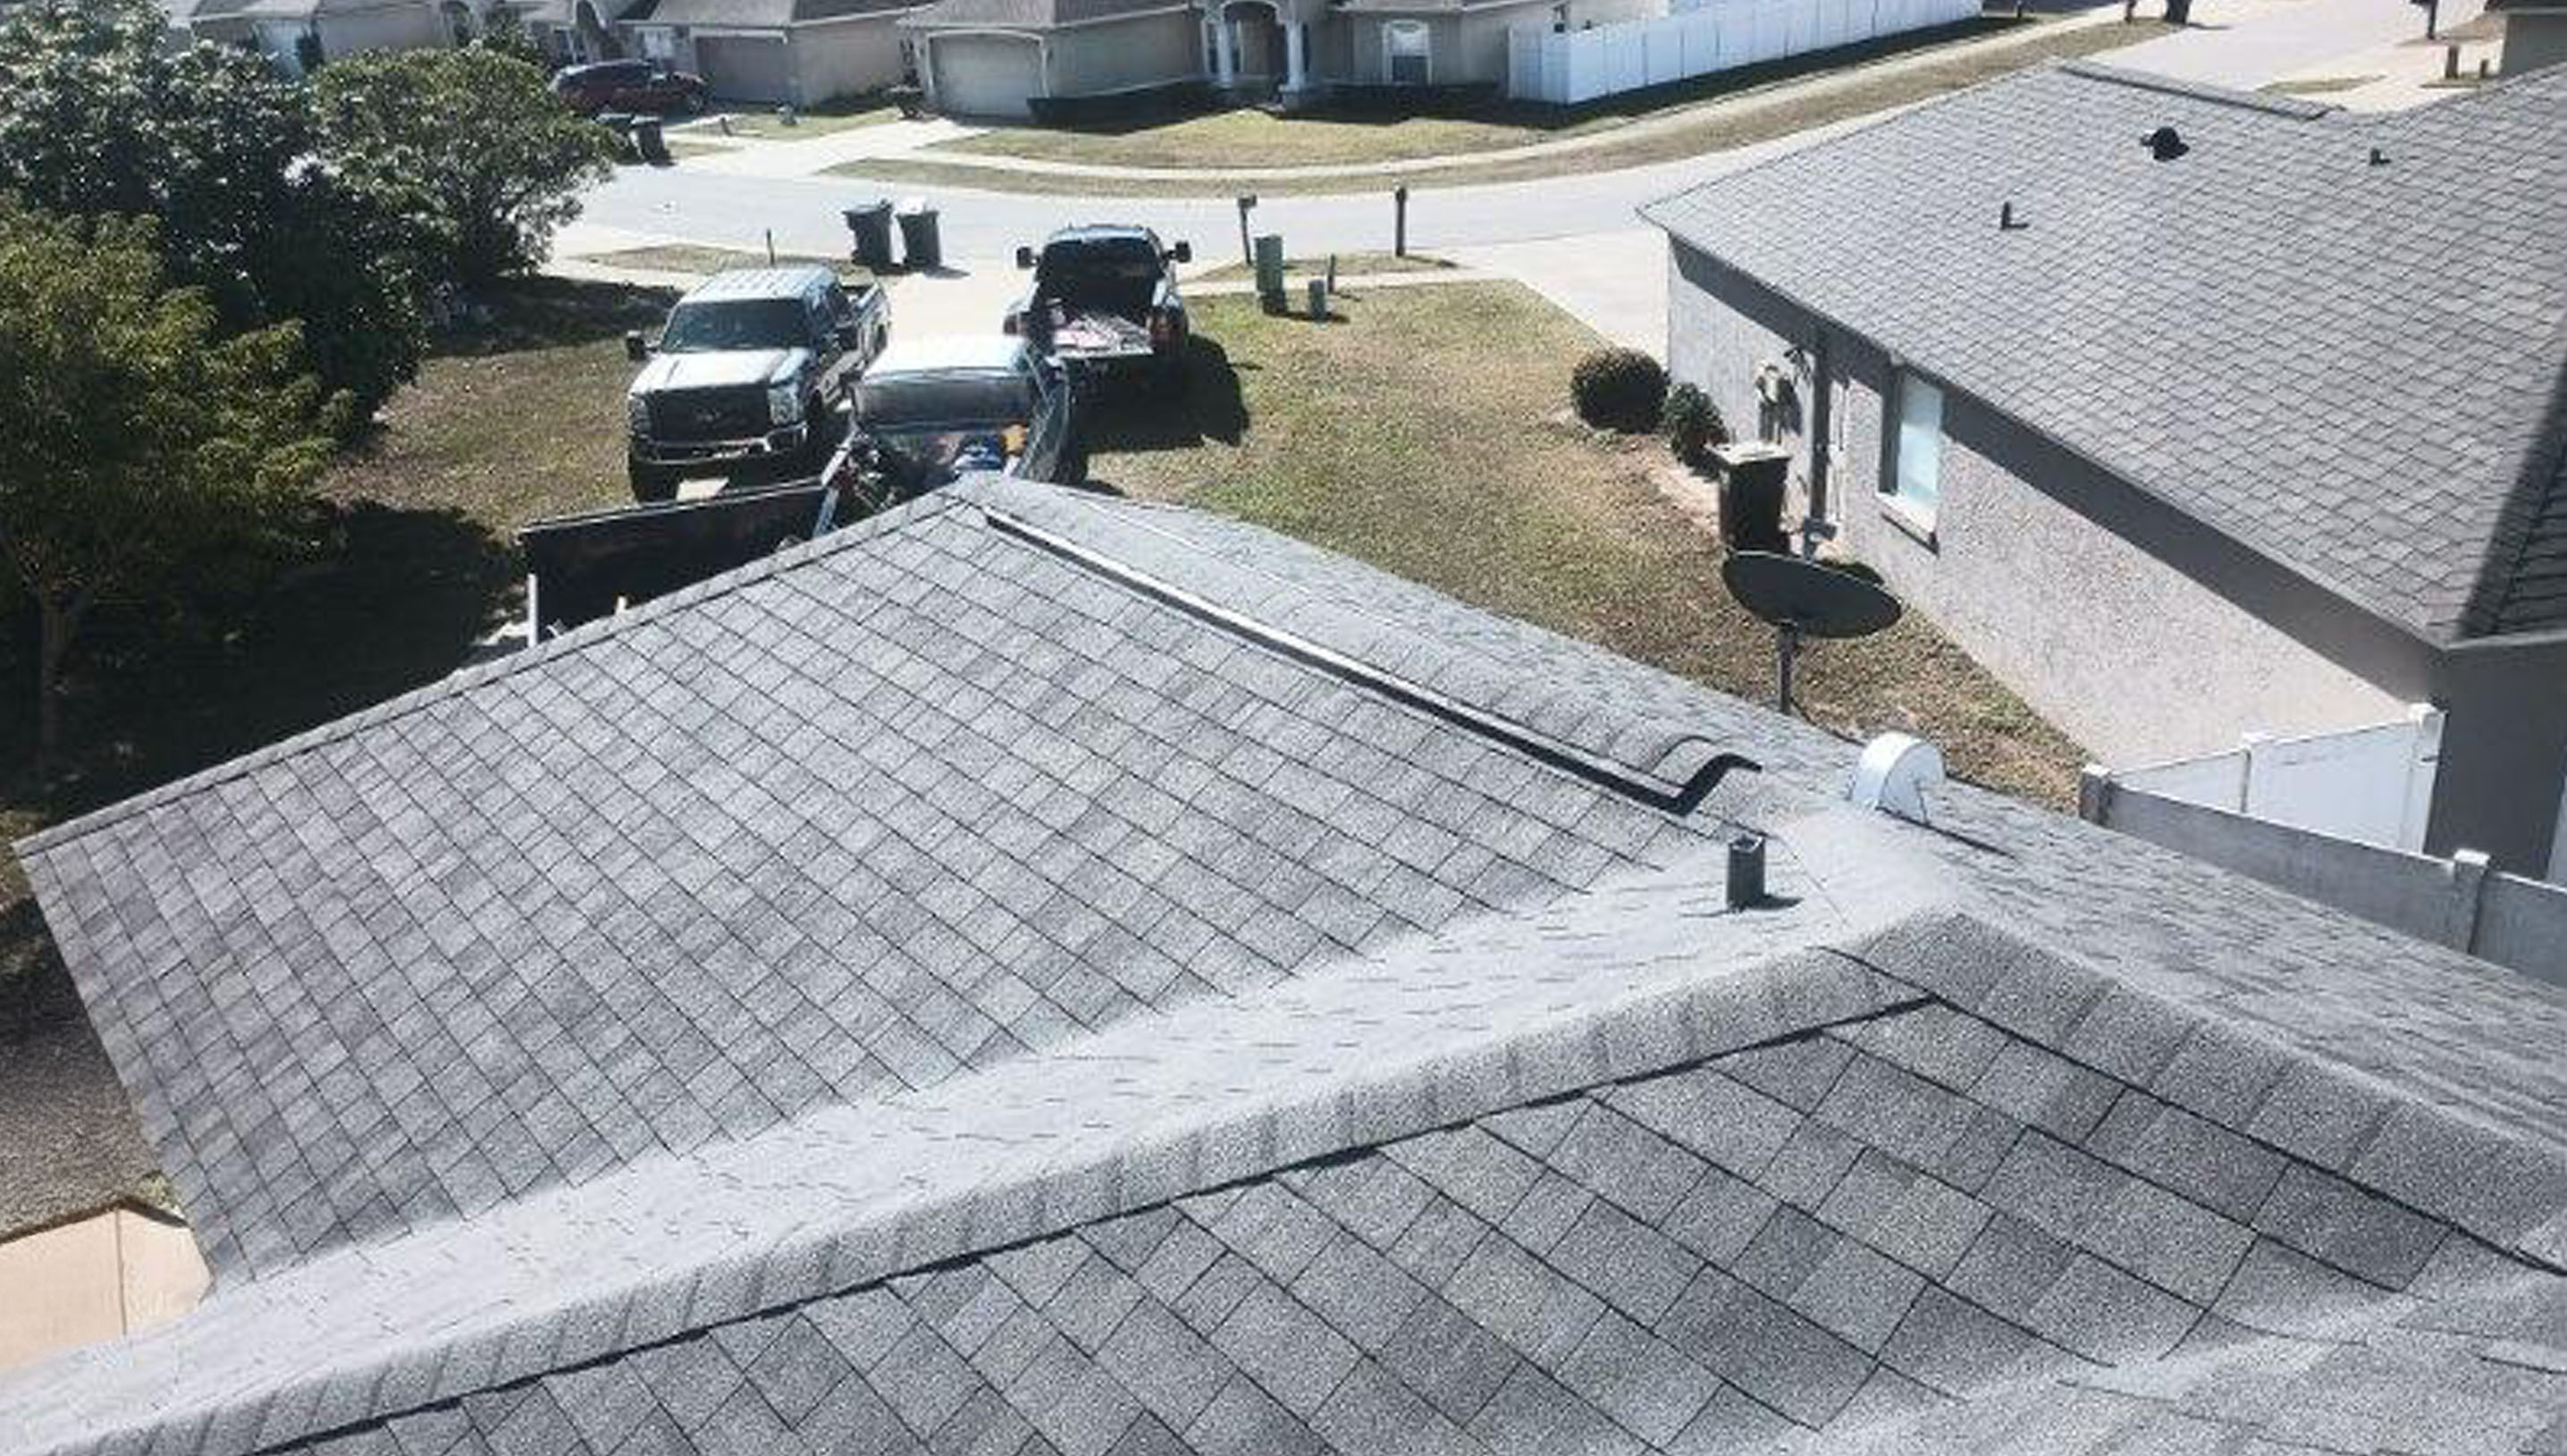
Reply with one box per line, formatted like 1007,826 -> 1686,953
1570,347 -> 1666,433
1662,382 -> 1728,467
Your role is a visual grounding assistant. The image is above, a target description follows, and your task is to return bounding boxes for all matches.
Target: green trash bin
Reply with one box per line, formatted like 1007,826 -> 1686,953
895,198 -> 942,272
843,201 -> 896,272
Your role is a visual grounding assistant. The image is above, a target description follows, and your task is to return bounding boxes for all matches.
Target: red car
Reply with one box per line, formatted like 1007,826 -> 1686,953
551,59 -> 709,116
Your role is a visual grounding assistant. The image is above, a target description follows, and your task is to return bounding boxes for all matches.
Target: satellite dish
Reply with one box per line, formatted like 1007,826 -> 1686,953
1721,551 -> 1902,713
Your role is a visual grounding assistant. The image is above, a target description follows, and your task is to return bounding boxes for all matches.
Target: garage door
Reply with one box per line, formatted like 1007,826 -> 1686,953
931,35 -> 1041,120
696,33 -> 794,104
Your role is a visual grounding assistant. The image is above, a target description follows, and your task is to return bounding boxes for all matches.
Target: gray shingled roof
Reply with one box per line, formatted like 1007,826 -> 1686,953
6,479 -> 2566,1456
1643,61 -> 2567,644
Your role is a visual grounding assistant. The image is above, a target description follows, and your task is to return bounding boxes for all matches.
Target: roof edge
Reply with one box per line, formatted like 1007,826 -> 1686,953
2056,58 -> 2338,119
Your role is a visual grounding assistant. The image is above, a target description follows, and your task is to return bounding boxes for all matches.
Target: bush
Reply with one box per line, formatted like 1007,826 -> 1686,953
1570,347 -> 1666,433
1662,382 -> 1728,468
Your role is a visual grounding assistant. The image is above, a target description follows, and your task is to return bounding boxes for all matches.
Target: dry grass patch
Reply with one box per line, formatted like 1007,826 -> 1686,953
1193,250 -> 1456,283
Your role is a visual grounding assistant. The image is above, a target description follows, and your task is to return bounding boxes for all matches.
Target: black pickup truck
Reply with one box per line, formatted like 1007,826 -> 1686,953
1005,225 -> 1191,393
623,265 -> 888,501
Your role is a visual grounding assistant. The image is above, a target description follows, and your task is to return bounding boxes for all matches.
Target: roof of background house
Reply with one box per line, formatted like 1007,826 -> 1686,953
900,0 -> 1176,30
1644,60 -> 2567,646
6,478 -> 2565,1456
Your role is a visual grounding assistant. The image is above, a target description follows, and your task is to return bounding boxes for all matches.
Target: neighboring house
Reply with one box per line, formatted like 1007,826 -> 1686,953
183,0 -> 458,73
2491,0 -> 2567,72
617,0 -> 922,104
4,477 -> 2566,1456
1646,60 -> 2567,879
902,0 -> 1650,117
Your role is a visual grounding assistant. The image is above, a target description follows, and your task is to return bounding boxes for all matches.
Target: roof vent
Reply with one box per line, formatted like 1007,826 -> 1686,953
1726,832 -> 1767,910
1848,733 -> 1945,825
1998,200 -> 2027,231
2369,147 -> 2390,167
2142,126 -> 2188,162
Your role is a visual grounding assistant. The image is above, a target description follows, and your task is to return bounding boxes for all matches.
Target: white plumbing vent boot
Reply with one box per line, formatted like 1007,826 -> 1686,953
1849,732 -> 1945,825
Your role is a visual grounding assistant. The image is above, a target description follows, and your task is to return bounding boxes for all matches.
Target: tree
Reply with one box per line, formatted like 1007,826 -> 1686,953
0,0 -> 422,423
315,48 -> 619,291
0,203 -> 339,763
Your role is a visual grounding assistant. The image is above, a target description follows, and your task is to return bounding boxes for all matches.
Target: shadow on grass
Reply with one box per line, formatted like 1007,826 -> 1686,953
437,274 -> 683,358
2,499 -> 518,831
1081,335 -> 1251,454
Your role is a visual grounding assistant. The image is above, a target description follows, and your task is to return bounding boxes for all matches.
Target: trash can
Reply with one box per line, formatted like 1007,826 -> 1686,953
632,117 -> 668,164
843,200 -> 896,272
895,198 -> 941,272
1711,441 -> 1792,554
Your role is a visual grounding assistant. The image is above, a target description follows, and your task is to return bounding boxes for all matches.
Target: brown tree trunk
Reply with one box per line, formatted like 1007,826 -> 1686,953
32,590 -> 80,773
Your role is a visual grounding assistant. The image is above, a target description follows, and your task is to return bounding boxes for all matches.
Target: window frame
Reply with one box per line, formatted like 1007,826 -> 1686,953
1881,368 -> 1944,542
1384,21 -> 1430,85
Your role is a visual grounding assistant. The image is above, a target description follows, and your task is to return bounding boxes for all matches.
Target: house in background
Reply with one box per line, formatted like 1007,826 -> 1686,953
900,0 -> 1652,119
2490,0 -> 2567,72
1646,59 -> 2567,880
615,0 -> 921,105
182,0 -> 458,73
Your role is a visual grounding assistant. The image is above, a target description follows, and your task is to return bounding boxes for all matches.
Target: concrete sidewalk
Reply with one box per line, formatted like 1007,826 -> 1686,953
672,116 -> 986,179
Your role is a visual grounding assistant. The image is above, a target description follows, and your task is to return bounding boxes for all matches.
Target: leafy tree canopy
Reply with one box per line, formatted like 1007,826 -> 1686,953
315,47 -> 619,291
0,201 -> 340,762
0,0 -> 422,421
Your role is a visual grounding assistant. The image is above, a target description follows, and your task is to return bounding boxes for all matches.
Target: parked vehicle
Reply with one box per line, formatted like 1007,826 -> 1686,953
1006,226 -> 1192,393
850,335 -> 1081,498
551,59 -> 709,116
623,265 -> 889,502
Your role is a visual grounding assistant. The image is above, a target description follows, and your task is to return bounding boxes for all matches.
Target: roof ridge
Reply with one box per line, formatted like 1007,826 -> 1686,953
2462,344 -> 2567,635
12,493 -> 970,861
969,480 -> 1773,788
2056,58 -> 2337,119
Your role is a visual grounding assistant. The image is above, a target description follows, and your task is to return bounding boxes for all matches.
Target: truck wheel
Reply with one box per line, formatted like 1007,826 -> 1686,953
628,460 -> 678,502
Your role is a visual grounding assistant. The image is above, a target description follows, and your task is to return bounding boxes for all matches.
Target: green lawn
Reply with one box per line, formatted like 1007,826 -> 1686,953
1090,284 -> 2084,808
585,242 -> 880,285
868,16 -> 2167,194
1193,250 -> 1456,283
687,100 -> 898,139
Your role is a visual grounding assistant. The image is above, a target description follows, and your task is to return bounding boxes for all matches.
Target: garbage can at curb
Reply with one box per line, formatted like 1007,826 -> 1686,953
1306,277 -> 1328,318
633,117 -> 669,164
843,201 -> 896,272
895,198 -> 942,272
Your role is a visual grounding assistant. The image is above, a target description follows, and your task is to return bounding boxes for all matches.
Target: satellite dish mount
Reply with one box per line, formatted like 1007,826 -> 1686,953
1719,550 -> 1903,715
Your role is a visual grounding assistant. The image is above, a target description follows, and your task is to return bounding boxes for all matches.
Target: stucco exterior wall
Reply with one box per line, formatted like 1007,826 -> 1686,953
792,13 -> 908,100
2500,12 -> 2567,72
1666,240 -> 2412,765
1052,9 -> 1199,93
319,4 -> 450,55
0,1208 -> 209,1373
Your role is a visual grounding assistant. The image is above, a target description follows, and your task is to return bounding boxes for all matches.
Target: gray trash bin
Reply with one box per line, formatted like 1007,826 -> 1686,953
895,198 -> 941,272
843,201 -> 896,272
633,117 -> 668,164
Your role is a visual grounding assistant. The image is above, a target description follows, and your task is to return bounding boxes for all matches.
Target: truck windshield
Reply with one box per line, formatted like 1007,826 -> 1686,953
658,298 -> 812,353
856,372 -> 1033,430
1038,239 -> 1160,313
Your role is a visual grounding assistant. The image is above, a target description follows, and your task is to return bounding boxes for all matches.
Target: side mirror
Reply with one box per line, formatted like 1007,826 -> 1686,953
1014,245 -> 1036,270
1168,240 -> 1191,264
624,329 -> 649,362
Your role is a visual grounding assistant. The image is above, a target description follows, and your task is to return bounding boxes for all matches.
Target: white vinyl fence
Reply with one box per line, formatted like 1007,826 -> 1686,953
2079,770 -> 2567,987
2112,707 -> 2442,853
1506,0 -> 1980,105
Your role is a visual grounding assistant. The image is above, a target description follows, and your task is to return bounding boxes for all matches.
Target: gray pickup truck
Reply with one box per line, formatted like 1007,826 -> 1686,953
623,265 -> 888,501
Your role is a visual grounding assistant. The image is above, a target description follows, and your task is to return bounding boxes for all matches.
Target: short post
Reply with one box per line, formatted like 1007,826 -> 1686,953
765,228 -> 778,265
1774,623 -> 1797,714
2421,0 -> 2438,38
1393,185 -> 1410,257
2444,42 -> 2460,79
1254,233 -> 1286,314
1235,194 -> 1258,271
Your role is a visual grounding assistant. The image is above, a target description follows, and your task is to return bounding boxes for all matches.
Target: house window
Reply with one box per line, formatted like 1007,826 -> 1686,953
1886,372 -> 1942,526
636,25 -> 677,60
1384,21 -> 1429,84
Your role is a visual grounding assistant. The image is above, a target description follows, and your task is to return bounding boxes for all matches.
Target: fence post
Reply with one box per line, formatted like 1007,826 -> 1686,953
2444,849 -> 2490,954
2076,765 -> 2115,826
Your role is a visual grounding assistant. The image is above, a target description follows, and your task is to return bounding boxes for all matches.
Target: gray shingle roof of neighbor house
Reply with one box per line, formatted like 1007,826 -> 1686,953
620,0 -> 922,28
6,477 -> 2567,1456
1642,60 -> 2567,646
